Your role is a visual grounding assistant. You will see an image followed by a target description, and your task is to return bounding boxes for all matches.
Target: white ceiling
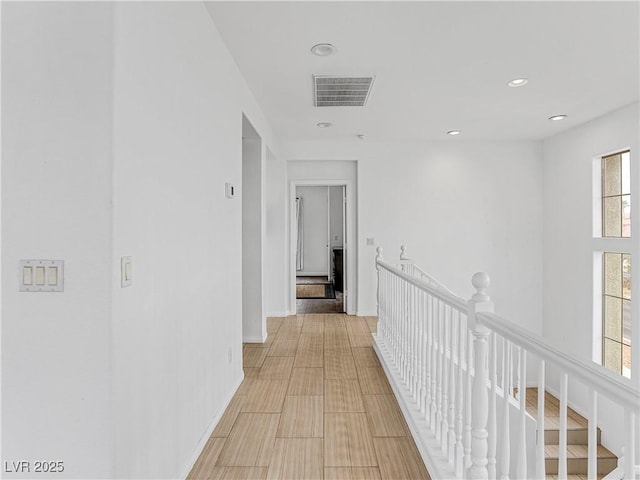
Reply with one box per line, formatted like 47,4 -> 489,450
206,1 -> 639,144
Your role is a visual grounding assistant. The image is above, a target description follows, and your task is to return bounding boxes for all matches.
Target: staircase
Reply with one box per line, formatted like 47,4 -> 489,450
526,388 -> 618,479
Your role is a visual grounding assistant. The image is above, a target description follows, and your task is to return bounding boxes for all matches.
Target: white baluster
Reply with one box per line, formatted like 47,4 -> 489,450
417,289 -> 423,411
375,247 -> 383,333
469,272 -> 493,480
624,409 -> 636,480
448,310 -> 458,467
536,360 -> 546,480
442,305 -> 450,454
515,347 -> 521,402
488,333 -> 497,479
455,313 -> 465,477
422,291 -> 428,417
436,301 -> 444,442
427,294 -> 434,427
411,287 -> 421,405
500,339 -> 511,480
558,373 -> 568,480
430,295 -> 438,431
516,349 -> 527,480
464,331 -> 473,472
587,389 -> 597,480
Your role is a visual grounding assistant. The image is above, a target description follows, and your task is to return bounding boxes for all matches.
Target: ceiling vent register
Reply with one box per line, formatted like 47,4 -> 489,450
313,75 -> 375,107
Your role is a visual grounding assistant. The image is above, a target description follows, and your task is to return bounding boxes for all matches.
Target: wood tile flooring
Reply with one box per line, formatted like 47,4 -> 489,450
296,276 -> 344,313
188,314 -> 430,480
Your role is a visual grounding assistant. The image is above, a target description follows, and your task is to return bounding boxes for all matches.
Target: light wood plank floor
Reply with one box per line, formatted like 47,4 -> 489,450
188,314 -> 431,480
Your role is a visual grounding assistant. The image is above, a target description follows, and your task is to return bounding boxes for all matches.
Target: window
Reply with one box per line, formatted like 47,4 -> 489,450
602,150 -> 631,237
602,252 -> 632,377
597,149 -> 632,378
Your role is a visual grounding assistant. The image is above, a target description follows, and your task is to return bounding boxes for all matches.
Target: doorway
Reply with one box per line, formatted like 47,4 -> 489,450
294,185 -> 345,313
290,180 -> 353,314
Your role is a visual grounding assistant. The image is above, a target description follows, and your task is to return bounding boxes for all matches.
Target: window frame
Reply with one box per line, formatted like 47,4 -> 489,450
592,148 -> 633,380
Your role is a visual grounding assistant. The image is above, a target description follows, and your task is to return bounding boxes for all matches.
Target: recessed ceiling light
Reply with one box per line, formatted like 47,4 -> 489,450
548,114 -> 567,121
447,130 -> 461,136
356,134 -> 366,140
317,122 -> 333,128
311,43 -> 337,56
507,78 -> 528,87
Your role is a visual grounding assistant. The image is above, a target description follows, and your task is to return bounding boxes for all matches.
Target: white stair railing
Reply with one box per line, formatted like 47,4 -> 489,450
375,246 -> 640,480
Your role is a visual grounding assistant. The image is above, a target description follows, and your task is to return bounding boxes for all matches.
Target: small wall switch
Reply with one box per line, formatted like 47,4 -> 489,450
121,256 -> 133,287
225,182 -> 236,199
366,237 -> 375,246
23,266 -> 33,285
48,266 -> 58,286
19,260 -> 64,292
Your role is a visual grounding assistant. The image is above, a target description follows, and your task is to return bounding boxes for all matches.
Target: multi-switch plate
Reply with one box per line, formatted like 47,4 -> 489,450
19,260 -> 64,292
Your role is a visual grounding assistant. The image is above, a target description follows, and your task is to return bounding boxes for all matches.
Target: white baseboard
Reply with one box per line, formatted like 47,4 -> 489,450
356,310 -> 377,317
243,334 -> 267,343
266,312 -> 287,318
181,372 -> 244,479
296,271 -> 329,277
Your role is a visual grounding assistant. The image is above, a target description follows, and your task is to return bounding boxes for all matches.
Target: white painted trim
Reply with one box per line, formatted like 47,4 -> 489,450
265,312 -> 288,318
296,271 -> 329,277
243,335 -> 268,344
357,310 -> 378,317
180,372 -> 244,479
289,179 -> 356,315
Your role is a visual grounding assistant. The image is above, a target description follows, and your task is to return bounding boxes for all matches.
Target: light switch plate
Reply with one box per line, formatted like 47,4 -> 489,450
121,256 -> 133,287
19,259 -> 64,292
366,237 -> 375,246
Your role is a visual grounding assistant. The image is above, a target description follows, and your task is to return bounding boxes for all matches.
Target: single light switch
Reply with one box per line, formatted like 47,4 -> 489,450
366,237 -> 375,246
121,256 -> 133,287
35,266 -> 46,285
23,267 -> 33,285
48,266 -> 58,286
19,260 -> 64,292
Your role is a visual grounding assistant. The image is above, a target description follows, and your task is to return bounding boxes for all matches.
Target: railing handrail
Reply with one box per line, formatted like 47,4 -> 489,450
377,258 -> 467,312
375,246 -> 639,480
378,255 -> 640,412
477,310 -> 640,411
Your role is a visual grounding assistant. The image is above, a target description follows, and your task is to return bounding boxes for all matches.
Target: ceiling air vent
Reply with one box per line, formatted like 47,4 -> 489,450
313,75 -> 375,107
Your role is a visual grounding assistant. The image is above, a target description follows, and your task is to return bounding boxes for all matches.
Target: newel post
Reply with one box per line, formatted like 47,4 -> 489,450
399,245 -> 413,273
375,247 -> 383,319
468,272 -> 494,480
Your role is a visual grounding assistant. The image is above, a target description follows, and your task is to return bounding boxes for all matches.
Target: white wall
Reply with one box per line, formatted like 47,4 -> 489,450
242,130 -> 265,342
2,3 -> 115,477
542,102 -> 640,456
265,149 -> 288,316
296,186 -> 329,276
329,186 -> 344,281
329,186 -> 344,249
112,3 -> 286,477
287,141 -> 543,331
3,3 -> 286,479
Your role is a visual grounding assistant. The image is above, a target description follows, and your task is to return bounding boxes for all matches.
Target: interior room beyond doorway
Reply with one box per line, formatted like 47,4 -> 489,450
295,185 -> 345,313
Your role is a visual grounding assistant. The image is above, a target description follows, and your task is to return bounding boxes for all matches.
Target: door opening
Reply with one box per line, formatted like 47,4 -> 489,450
292,183 -> 349,314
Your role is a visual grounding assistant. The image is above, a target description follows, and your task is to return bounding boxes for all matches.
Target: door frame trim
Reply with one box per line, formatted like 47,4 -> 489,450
289,179 -> 355,315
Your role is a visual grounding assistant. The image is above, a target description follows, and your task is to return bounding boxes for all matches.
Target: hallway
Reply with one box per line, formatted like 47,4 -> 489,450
188,314 -> 430,479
